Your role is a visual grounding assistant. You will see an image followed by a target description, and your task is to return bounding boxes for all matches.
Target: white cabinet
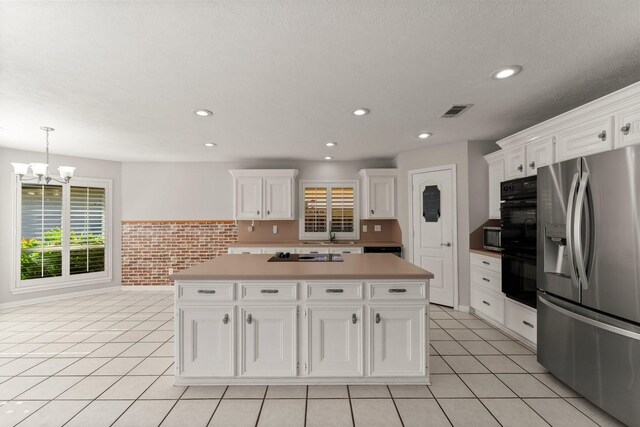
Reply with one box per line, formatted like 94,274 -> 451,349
240,306 -> 297,377
329,246 -> 363,254
359,169 -> 397,219
369,306 -> 425,376
525,136 -> 555,175
230,170 -> 298,220
486,153 -> 504,219
228,247 -> 263,254
505,299 -> 537,344
556,115 -> 614,161
503,146 -> 526,180
178,306 -> 235,377
308,306 -> 363,376
615,104 -> 640,148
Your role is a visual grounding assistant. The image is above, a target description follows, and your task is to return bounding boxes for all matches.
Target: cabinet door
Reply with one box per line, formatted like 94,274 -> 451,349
308,307 -> 363,376
368,176 -> 396,219
235,177 -> 263,219
615,105 -> 640,148
525,137 -> 554,176
264,177 -> 293,219
369,306 -> 425,376
556,115 -> 613,161
503,147 -> 526,180
240,306 -> 297,377
488,159 -> 504,219
179,306 -> 234,377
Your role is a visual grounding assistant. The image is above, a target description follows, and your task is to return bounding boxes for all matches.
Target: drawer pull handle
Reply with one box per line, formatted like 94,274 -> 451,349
223,314 -> 229,325
247,314 -> 252,324
482,261 -> 490,265
482,300 -> 491,306
523,320 -> 534,328
388,288 -> 407,293
375,313 -> 381,324
260,289 -> 279,294
482,278 -> 491,282
621,123 -> 631,135
352,313 -> 357,324
197,289 -> 216,294
326,289 -> 344,293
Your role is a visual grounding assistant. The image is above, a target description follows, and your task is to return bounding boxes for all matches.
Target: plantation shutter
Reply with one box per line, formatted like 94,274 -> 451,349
304,186 -> 328,232
330,186 -> 355,232
69,186 -> 106,275
20,184 -> 63,280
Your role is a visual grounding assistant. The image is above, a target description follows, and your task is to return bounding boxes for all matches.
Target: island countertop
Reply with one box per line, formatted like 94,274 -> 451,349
170,253 -> 434,281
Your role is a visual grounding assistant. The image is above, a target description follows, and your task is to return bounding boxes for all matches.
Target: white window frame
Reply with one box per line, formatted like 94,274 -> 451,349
299,180 -> 360,241
12,176 -> 113,294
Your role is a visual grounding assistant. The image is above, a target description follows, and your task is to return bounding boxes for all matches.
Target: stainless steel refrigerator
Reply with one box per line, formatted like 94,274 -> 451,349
537,145 -> 640,427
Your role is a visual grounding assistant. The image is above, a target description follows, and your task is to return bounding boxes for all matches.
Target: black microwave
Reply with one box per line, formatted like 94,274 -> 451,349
483,227 -> 502,252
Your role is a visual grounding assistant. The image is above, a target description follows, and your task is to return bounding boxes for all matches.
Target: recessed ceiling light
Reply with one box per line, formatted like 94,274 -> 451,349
324,156 -> 333,160
418,133 -> 432,140
491,65 -> 523,80
204,143 -> 217,147
325,142 -> 338,147
352,108 -> 370,116
194,109 -> 213,117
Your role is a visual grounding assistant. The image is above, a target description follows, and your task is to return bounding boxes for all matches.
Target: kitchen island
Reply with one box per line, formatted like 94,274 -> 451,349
170,253 -> 434,385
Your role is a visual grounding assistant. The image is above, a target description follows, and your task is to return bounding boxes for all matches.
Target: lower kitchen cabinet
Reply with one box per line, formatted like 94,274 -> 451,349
178,306 -> 235,377
369,306 -> 425,377
240,306 -> 297,377
307,306 -> 363,377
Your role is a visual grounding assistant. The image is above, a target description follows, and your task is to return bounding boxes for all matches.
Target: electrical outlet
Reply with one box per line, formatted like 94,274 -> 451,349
374,224 -> 382,232
248,225 -> 254,232
272,225 -> 278,234
168,267 -> 173,275
362,224 -> 368,233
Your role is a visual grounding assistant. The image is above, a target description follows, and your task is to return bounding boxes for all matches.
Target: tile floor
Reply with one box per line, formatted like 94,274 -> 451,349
0,290 -> 626,427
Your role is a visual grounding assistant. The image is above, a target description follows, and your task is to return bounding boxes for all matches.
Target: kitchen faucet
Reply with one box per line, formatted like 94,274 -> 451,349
328,221 -> 336,242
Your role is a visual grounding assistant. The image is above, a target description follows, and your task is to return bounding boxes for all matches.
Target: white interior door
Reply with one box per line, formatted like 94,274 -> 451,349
411,167 -> 456,307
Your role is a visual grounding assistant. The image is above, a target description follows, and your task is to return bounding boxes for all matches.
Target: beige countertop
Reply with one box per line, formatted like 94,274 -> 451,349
229,241 -> 402,248
170,253 -> 433,281
470,248 -> 502,259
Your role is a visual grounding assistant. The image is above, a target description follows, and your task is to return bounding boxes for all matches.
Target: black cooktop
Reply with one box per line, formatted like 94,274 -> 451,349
267,253 -> 343,262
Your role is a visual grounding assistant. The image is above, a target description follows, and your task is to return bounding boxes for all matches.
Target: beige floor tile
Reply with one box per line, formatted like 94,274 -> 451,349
127,356 -> 173,375
140,330 -> 174,343
430,329 -> 454,341
496,374 -> 557,398
0,376 -> 46,400
459,341 -> 501,355
429,355 -> 454,374
208,399 -> 262,427
150,342 -> 174,357
257,399 -> 305,427
439,398 -> 500,426
430,311 -> 454,320
112,399 -> 176,427
481,398 -> 548,427
20,343 -> 69,357
57,375 -> 121,400
509,355 -> 547,373
110,330 -> 152,343
351,398 -> 402,427
395,399 -> 451,427
119,342 -> 162,357
473,329 -> 512,341
56,342 -> 104,357
0,400 -> 47,427
93,357 -> 143,375
428,374 -> 474,398
532,373 -> 580,397
87,342 -> 132,357
475,355 -> 526,373
224,385 -> 267,399
448,311 -> 477,320
17,399 -> 89,427
488,340 -> 534,355
305,399 -> 353,427
140,376 -> 187,399
442,356 -> 490,373
308,384 -> 349,398
524,398 -> 599,427
388,384 -> 432,398
349,385 -> 391,398
434,319 -> 467,329
431,341 -> 469,355
56,357 -> 111,375
459,373 -> 515,398
17,376 -> 82,400
160,399 -> 218,427
265,385 -> 306,399
565,398 -> 626,427
20,358 -> 79,376
182,385 -> 227,399
446,329 -> 483,341
0,358 -> 47,376
98,375 -> 157,399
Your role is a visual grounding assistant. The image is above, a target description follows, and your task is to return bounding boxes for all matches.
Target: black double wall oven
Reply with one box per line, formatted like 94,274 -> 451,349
500,176 -> 537,308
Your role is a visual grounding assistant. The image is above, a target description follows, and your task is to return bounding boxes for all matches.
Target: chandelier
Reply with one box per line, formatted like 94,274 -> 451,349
11,126 -> 75,184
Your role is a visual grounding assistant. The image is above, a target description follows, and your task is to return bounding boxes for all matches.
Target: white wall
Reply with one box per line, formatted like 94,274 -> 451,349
0,147 -> 122,305
121,159 -> 392,220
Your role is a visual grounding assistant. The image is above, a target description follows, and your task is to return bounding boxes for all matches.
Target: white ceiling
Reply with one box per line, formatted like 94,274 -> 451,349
1,1 -> 639,162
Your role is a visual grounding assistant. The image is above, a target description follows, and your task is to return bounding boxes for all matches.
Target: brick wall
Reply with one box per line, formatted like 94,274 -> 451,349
121,221 -> 238,286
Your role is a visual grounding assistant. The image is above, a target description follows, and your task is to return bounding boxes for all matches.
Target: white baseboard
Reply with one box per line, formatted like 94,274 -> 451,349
0,286 -> 122,310
121,285 -> 174,291
456,304 -> 470,313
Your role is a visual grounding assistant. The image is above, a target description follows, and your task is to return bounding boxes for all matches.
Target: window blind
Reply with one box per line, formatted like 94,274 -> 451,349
304,187 -> 328,232
330,187 -> 355,232
70,186 -> 106,275
20,184 -> 63,280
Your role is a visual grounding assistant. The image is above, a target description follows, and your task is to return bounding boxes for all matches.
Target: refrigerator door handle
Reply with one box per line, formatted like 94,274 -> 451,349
574,170 -> 590,290
565,172 -> 581,290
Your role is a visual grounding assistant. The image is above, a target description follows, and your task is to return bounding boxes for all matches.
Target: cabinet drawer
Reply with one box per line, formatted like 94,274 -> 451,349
301,247 -> 330,254
177,283 -> 235,302
261,247 -> 298,254
329,247 -> 363,254
307,282 -> 363,300
228,247 -> 263,254
470,268 -> 501,293
471,286 -> 505,325
368,282 -> 427,300
470,253 -> 501,273
240,282 -> 298,301
505,299 -> 537,344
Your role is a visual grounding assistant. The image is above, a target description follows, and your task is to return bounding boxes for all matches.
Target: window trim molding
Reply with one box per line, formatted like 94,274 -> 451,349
12,176 -> 113,295
298,179 -> 360,241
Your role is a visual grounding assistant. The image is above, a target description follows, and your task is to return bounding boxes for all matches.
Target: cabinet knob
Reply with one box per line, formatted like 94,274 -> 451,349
621,123 -> 631,135
517,164 -> 523,172
441,242 -> 452,247
529,161 -> 536,169
352,313 -> 357,324
257,210 -> 260,215
267,210 -> 270,215
223,314 -> 229,324
371,209 -> 374,215
375,313 -> 381,324
246,314 -> 252,324
598,130 -> 606,141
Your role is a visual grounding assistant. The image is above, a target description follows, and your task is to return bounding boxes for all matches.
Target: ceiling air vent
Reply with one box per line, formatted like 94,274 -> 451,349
441,104 -> 473,118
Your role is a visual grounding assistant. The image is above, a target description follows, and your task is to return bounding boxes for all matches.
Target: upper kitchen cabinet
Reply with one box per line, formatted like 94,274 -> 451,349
525,136 -> 554,175
230,170 -> 298,220
484,152 -> 504,219
503,146 -> 526,180
555,115 -> 614,162
615,103 -> 640,148
359,169 -> 397,219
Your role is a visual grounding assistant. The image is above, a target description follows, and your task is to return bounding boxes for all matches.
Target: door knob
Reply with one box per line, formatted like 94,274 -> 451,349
441,242 -> 452,247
